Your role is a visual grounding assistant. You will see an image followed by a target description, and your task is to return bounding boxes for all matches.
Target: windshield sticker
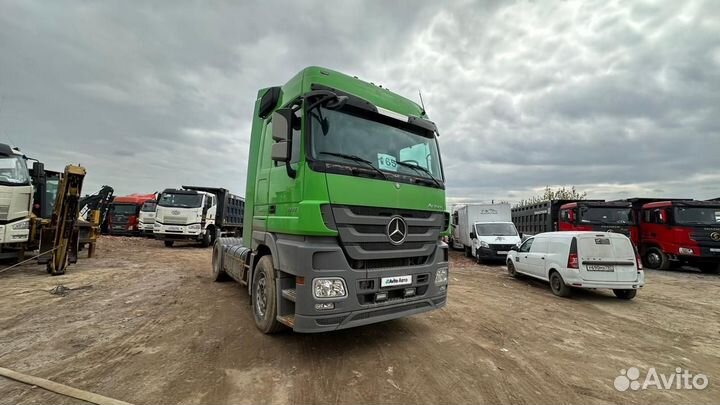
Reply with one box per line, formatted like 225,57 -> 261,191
377,153 -> 397,172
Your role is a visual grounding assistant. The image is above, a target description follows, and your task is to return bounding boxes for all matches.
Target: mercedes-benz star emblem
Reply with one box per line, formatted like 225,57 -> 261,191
711,232 -> 720,242
387,216 -> 407,245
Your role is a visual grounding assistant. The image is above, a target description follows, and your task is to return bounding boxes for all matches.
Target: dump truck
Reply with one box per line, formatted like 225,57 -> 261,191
212,66 -> 449,333
108,193 -> 156,235
154,186 -> 243,247
0,143 -> 33,259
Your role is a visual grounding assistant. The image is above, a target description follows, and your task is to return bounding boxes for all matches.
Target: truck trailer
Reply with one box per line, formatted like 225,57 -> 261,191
212,66 -> 449,333
451,203 -> 520,262
154,186 -> 243,247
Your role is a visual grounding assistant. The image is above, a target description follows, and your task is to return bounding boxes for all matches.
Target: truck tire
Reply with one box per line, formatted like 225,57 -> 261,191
211,241 -> 230,282
200,231 -> 211,248
464,246 -> 472,258
252,256 -> 284,334
644,247 -> 669,270
549,271 -> 571,298
164,240 -> 174,247
613,289 -> 637,300
698,263 -> 720,274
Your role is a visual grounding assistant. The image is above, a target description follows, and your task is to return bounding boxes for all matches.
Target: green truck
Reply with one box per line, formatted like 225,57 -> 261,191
212,67 -> 449,333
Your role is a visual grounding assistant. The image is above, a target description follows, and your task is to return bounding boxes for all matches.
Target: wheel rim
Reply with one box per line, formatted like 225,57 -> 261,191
551,274 -> 561,292
255,272 -> 268,318
647,252 -> 661,268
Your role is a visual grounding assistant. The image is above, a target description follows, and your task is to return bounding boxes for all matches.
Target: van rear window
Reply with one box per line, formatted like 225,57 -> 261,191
579,237 -> 633,258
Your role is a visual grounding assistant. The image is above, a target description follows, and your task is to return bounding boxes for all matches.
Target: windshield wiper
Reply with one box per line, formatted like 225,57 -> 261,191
397,160 -> 442,188
319,152 -> 386,180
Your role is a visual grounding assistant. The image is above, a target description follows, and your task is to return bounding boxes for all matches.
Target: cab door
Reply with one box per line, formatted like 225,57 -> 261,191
526,237 -> 550,278
253,120 -> 273,231
514,237 -> 534,275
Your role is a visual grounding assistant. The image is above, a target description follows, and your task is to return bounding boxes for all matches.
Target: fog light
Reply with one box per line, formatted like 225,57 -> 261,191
312,278 -> 347,298
11,220 -> 29,230
404,287 -> 416,297
679,247 -> 694,255
375,291 -> 388,302
435,267 -> 448,285
439,285 -> 446,293
188,224 -> 201,231
315,302 -> 334,311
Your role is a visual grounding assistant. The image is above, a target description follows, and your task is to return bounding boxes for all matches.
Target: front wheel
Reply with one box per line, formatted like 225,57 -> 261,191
200,230 -> 211,247
549,271 -> 571,297
252,256 -> 284,334
613,289 -> 637,300
507,261 -> 519,278
644,247 -> 669,270
164,240 -> 174,247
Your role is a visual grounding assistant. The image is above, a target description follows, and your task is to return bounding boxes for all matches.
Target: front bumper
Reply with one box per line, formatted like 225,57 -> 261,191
154,224 -> 202,241
0,220 -> 30,244
476,246 -> 511,260
272,235 -> 449,333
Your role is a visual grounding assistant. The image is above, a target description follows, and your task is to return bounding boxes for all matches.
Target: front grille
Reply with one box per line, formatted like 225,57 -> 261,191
316,316 -> 348,326
490,244 -> 516,252
330,205 -> 444,265
352,301 -> 431,321
163,215 -> 189,225
112,215 -> 128,224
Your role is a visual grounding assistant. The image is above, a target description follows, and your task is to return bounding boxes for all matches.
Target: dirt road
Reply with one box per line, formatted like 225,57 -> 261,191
1,237 -> 718,404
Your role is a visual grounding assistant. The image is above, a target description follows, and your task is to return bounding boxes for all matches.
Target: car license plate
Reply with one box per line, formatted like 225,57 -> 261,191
381,275 -> 412,288
711,248 -> 720,252
168,226 -> 181,231
586,264 -> 614,271
497,251 -> 508,255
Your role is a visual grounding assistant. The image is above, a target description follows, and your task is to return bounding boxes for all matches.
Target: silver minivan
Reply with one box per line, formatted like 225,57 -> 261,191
506,231 -> 644,299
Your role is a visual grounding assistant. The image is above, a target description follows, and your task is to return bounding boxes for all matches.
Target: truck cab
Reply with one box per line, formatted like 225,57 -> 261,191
154,188 -> 216,247
108,194 -> 156,236
558,201 -> 636,242
138,200 -> 157,236
0,144 -> 33,257
213,66 -> 449,333
638,200 -> 720,273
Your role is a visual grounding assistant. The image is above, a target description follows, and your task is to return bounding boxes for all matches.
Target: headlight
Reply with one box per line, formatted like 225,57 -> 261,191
480,240 -> 489,248
188,224 -> 201,230
312,278 -> 347,298
679,247 -> 694,255
12,221 -> 29,230
435,267 -> 448,285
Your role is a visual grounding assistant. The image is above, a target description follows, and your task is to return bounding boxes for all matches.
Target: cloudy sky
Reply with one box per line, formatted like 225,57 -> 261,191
1,0 -> 719,203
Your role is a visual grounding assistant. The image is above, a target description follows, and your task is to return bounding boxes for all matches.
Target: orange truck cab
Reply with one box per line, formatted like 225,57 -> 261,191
108,193 -> 157,236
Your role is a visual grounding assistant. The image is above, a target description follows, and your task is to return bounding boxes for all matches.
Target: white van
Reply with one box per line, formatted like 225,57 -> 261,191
506,231 -> 644,299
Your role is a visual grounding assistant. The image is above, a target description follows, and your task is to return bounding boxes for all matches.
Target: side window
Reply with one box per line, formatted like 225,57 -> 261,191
530,238 -> 549,253
519,238 -> 534,253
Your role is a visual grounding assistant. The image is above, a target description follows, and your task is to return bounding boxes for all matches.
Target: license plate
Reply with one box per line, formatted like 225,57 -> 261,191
496,251 -> 508,255
168,226 -> 181,231
381,275 -> 412,288
586,264 -> 614,272
711,248 -> 720,252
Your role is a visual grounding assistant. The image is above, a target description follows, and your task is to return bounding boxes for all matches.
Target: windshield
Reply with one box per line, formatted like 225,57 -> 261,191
141,202 -> 157,212
674,207 -> 720,225
309,107 -> 443,183
158,193 -> 202,208
475,223 -> 518,236
112,204 -> 137,215
579,207 -> 632,224
0,156 -> 31,186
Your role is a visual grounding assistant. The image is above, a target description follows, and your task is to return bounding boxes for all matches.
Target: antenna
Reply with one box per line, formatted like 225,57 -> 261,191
418,90 -> 427,115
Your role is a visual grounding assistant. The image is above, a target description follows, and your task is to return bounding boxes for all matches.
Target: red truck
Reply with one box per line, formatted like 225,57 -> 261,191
108,193 -> 157,236
629,199 -> 720,273
512,200 -> 635,238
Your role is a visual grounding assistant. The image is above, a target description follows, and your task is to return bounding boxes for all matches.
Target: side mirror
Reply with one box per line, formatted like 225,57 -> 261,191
270,109 -> 294,172
470,231 -> 476,239
510,245 -> 519,251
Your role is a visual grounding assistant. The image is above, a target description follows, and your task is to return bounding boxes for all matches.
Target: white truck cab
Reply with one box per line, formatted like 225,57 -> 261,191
0,144 -> 33,257
138,200 -> 157,236
506,231 -> 644,299
154,188 -> 216,247
471,221 -> 521,263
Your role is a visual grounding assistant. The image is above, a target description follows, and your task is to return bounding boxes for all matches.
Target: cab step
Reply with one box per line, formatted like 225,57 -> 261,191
277,314 -> 295,328
281,288 -> 297,302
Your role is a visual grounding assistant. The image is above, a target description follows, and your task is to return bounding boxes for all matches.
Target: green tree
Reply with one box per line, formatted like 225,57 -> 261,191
515,186 -> 587,208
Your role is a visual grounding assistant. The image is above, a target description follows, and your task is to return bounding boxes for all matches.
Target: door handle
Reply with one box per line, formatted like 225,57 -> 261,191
541,257 -> 545,259
524,255 -> 528,258
269,205 -> 276,214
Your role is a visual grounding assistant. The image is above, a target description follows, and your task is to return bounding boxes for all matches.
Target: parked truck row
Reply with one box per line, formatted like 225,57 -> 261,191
511,198 -> 720,273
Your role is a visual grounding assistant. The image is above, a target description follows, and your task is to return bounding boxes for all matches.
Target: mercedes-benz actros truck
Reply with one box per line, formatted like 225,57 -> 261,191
212,67 -> 450,333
